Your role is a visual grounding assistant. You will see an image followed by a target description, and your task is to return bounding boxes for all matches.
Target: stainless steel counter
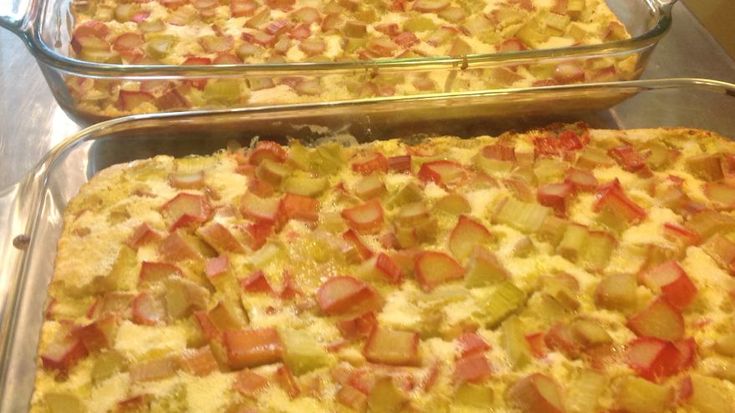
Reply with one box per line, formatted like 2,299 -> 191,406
1,3 -> 734,192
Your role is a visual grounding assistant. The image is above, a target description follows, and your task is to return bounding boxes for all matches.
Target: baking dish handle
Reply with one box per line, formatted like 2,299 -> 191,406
654,0 -> 678,11
0,0 -> 32,36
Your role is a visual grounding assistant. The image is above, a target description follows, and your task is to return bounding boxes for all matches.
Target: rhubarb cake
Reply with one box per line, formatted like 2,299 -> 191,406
33,124 -> 735,413
67,0 -> 634,117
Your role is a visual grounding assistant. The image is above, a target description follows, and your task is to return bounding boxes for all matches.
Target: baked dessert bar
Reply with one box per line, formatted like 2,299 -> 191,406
67,0 -> 633,116
33,125 -> 735,412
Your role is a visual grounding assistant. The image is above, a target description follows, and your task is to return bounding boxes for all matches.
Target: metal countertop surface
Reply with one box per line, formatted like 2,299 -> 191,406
1,3 -> 735,193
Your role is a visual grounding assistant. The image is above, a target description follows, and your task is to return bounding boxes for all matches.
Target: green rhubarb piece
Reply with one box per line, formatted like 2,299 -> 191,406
367,377 -> 408,413
515,21 -> 549,48
594,273 -> 637,310
501,316 -> 532,368
256,158 -> 292,185
567,370 -> 606,413
477,281 -> 526,328
493,197 -> 550,233
203,79 -> 242,105
45,393 -> 86,413
473,155 -> 513,176
387,182 -> 424,209
538,215 -> 568,247
283,176 -> 328,197
465,247 -> 508,288
714,333 -> 735,357
145,36 -> 178,59
343,21 -> 368,37
345,38 -> 367,54
533,158 -> 567,184
557,224 -> 588,261
689,374 -> 734,413
579,231 -> 615,272
247,77 -> 275,91
543,11 -> 570,32
403,17 -> 437,32
688,210 -> 735,239
454,382 -> 494,407
280,329 -> 331,375
91,351 -> 126,383
616,376 -> 672,413
103,245 -> 138,291
312,143 -> 344,174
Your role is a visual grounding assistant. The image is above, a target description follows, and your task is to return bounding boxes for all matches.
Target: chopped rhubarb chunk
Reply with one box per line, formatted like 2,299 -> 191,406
116,90 -> 155,111
534,131 -> 585,158
126,222 -> 162,248
224,328 -> 283,368
353,174 -> 386,200
525,332 -> 547,358
481,143 -> 516,161
193,311 -> 222,342
169,170 -> 205,189
249,141 -> 287,165
197,221 -> 245,253
132,292 -> 166,326
130,357 -> 179,382
240,193 -> 280,223
316,276 -> 382,315
688,210 -> 735,239
457,332 -> 490,357
418,160 -> 466,187
231,0 -> 258,17
363,327 -> 420,366
448,215 -> 493,262
565,167 -> 597,191
506,373 -> 565,413
537,182 -> 574,215
234,369 -> 269,396
373,253 -> 403,283
161,192 -> 212,229
337,312 -> 378,339
139,261 -> 182,286
275,364 -> 301,398
337,385 -> 368,411
628,298 -> 685,341
454,352 -> 492,383
704,182 -> 735,208
608,144 -> 647,173
640,261 -> 698,309
72,317 -> 115,353
342,229 -> 373,261
594,179 -> 646,223
278,193 -> 319,223
493,197 -> 550,233
240,270 -> 274,294
179,346 -> 219,376
205,255 -> 229,278
686,153 -> 724,181
414,250 -> 465,291
352,152 -> 389,175
388,155 -> 412,172
243,220 -> 274,250
626,337 -> 682,381
41,336 -> 88,374
342,199 -> 384,234
663,223 -> 700,247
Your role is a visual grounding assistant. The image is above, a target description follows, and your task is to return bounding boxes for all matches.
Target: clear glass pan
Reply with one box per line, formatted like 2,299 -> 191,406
0,77 -> 734,412
0,0 -> 677,123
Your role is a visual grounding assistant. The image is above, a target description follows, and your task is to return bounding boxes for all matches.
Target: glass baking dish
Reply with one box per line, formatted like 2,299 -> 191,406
0,0 -> 676,124
0,77 -> 733,412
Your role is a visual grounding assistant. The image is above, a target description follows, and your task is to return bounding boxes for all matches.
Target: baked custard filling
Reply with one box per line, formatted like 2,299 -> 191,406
33,125 -> 735,412
67,0 -> 633,116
